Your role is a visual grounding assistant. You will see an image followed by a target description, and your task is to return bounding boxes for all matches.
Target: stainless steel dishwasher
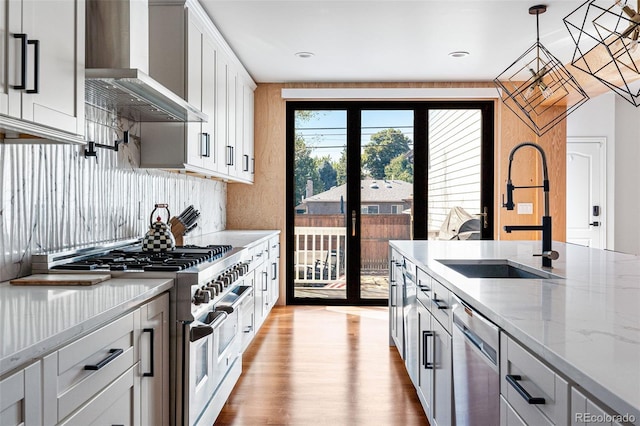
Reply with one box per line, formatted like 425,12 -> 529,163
451,294 -> 500,426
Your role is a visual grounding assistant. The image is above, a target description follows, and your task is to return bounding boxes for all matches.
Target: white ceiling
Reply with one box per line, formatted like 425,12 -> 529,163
198,0 -> 586,83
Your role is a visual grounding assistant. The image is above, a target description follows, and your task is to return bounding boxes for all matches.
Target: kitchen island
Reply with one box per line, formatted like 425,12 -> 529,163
390,240 -> 640,424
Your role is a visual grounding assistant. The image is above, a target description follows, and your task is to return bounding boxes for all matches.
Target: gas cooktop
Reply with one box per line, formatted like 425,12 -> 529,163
52,245 -> 232,272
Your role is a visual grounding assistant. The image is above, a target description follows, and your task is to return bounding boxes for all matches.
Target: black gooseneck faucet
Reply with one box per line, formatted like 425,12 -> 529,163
503,142 -> 559,268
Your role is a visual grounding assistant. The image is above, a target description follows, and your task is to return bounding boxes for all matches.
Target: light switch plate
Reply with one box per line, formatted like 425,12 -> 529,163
517,203 -> 533,214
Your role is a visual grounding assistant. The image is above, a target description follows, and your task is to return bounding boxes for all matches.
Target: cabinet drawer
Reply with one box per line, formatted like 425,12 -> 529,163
416,267 -> 432,307
501,395 -> 528,426
268,235 -> 280,260
251,241 -> 269,266
43,312 -> 136,421
500,333 -> 569,426
571,387 -> 626,426
59,364 -> 138,426
0,361 -> 42,426
430,278 -> 452,333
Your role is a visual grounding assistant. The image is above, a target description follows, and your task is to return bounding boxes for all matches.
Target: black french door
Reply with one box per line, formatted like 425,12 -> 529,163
286,101 -> 494,306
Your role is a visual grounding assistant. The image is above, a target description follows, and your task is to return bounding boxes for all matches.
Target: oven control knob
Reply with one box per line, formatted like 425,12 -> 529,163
204,284 -> 218,297
193,289 -> 210,305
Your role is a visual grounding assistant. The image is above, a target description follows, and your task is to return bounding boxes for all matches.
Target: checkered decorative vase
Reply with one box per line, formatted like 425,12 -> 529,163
143,204 -> 176,252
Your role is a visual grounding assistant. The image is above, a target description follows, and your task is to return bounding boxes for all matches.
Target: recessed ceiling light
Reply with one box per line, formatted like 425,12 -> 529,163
449,51 -> 470,58
295,51 -> 314,59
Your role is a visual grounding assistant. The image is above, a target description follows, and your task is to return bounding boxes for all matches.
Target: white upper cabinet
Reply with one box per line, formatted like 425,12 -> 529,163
0,0 -> 84,142
142,0 -> 256,183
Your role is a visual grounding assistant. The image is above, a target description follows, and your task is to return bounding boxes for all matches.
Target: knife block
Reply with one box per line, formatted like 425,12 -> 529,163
169,217 -> 186,247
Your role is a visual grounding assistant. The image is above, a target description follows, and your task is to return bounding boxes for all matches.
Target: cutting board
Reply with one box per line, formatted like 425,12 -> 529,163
10,274 -> 111,286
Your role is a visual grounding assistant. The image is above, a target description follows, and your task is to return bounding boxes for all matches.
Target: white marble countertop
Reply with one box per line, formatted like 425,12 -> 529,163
0,277 -> 173,376
390,240 -> 640,421
184,229 -> 279,249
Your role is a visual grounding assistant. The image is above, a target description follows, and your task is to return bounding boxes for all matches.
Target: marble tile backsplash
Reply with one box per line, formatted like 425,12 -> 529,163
0,106 -> 226,282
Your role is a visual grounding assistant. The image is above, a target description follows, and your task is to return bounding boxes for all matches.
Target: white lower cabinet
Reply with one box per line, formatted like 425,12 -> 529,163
501,395 -> 528,426
416,300 -> 433,419
389,248 -> 404,355
139,293 -> 170,426
571,387 -> 628,426
0,360 -> 42,425
414,275 -> 452,426
500,333 -> 569,426
58,364 -> 139,426
34,294 -> 169,425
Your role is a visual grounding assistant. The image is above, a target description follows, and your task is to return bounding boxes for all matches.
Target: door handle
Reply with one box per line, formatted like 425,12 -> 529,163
351,210 -> 356,237
479,206 -> 488,229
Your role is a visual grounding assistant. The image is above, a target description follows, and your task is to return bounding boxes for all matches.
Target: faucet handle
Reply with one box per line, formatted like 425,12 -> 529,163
533,250 -> 559,260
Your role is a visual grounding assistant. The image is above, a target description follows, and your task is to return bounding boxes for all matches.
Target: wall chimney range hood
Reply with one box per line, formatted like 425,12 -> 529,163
85,68 -> 207,122
85,0 -> 207,123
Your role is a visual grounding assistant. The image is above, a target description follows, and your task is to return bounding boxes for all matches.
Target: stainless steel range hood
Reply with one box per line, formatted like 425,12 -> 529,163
85,0 -> 206,123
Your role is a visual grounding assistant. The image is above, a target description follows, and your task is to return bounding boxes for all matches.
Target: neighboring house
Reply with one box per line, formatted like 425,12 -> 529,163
297,179 -> 413,215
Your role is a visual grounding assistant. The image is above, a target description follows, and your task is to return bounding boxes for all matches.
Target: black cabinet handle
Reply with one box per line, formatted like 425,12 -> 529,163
272,262 -> 277,280
433,298 -> 448,310
142,328 -> 155,377
243,154 -> 249,172
13,34 -> 27,90
251,158 -> 255,174
84,348 -> 123,370
226,145 -> 233,166
422,331 -> 434,369
26,39 -> 39,94
201,133 -> 211,157
506,374 -> 546,404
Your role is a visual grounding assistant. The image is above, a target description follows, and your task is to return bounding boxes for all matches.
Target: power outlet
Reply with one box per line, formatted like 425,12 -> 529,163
517,203 -> 533,214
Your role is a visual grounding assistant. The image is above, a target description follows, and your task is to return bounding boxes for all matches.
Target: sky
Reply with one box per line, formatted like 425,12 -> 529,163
295,109 -> 414,161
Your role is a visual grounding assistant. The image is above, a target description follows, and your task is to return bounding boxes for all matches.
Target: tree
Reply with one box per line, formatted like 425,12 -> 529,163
317,158 -> 337,190
385,153 -> 414,182
334,149 -> 347,186
294,135 -> 322,206
362,129 -> 411,179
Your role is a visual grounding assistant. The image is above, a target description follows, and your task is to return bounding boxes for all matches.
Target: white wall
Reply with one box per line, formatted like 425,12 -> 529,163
567,92 -> 640,255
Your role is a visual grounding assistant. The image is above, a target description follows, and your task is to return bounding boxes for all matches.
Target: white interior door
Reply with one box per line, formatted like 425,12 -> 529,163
566,139 -> 606,249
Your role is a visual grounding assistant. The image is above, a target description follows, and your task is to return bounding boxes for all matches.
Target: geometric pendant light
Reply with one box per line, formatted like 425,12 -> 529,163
564,0 -> 640,106
495,5 -> 590,136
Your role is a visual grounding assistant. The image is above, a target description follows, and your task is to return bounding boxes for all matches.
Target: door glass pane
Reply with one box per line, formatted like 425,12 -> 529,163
427,110 -> 482,240
293,110 -> 347,299
360,110 -> 414,299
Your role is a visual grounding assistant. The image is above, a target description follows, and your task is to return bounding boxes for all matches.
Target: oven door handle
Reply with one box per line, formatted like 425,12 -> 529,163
219,286 -> 254,310
189,311 -> 228,342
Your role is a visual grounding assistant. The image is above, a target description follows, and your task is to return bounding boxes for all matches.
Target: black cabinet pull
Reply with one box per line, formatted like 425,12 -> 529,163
201,133 -> 210,157
226,145 -> 233,166
13,34 -> 27,90
84,348 -> 124,371
26,39 -> 39,94
251,158 -> 255,174
423,331 -> 434,369
272,262 -> 277,280
506,374 -> 546,404
433,298 -> 448,310
243,154 -> 249,171
142,328 -> 155,377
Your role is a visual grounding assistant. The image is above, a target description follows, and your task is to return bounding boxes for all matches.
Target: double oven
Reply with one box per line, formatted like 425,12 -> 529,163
32,237 -> 256,426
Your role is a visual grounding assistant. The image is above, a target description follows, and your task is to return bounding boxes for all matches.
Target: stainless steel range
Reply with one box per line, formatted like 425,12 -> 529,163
32,237 -> 255,426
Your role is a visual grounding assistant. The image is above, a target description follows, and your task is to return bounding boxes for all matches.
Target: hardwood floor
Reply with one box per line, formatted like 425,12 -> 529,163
215,306 -> 429,425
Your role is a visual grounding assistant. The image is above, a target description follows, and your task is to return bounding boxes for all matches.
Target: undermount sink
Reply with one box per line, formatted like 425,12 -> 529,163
436,259 -> 562,280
